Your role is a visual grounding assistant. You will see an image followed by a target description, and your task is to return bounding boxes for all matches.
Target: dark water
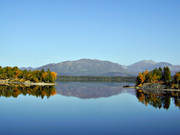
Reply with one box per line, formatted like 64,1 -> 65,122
0,82 -> 180,135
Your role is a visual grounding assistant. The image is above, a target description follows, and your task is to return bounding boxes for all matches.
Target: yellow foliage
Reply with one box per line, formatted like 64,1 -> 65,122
138,71 -> 147,84
51,72 -> 57,81
15,70 -> 22,78
42,72 -> 48,80
151,74 -> 160,83
143,70 -> 149,76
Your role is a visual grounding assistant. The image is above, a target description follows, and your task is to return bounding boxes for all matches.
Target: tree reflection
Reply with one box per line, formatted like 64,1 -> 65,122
136,89 -> 180,109
0,85 -> 56,99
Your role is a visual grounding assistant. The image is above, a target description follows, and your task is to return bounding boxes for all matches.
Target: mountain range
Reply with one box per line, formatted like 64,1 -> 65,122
22,59 -> 180,76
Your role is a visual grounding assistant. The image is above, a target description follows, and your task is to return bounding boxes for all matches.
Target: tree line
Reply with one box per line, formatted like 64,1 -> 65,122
59,76 -> 136,82
136,66 -> 180,89
0,66 -> 57,83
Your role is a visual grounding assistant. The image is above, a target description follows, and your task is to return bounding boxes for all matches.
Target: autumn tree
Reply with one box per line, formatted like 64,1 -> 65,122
174,72 -> 180,84
51,72 -> 57,82
136,70 -> 149,86
145,68 -> 163,83
136,67 -> 172,86
0,66 -> 57,83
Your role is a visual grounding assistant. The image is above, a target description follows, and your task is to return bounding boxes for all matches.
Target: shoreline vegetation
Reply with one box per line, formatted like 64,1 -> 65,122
0,66 -> 57,86
1,65 -> 180,92
0,79 -> 55,86
58,76 -> 136,82
135,66 -> 180,91
0,66 -> 137,86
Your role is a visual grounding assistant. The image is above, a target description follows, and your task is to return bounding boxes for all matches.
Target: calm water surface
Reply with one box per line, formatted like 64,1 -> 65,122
0,82 -> 180,135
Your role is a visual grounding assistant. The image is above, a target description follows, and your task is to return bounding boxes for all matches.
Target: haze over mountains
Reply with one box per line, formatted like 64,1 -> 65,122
23,59 -> 180,76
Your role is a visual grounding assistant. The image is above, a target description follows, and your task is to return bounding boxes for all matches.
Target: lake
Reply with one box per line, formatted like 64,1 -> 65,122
0,82 -> 180,135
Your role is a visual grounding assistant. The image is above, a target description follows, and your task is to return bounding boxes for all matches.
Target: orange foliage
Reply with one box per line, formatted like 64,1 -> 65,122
51,72 -> 57,81
174,72 -> 180,82
138,70 -> 149,84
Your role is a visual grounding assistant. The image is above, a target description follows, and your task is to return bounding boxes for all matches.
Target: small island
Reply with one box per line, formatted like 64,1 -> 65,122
136,67 -> 180,91
0,66 -> 57,86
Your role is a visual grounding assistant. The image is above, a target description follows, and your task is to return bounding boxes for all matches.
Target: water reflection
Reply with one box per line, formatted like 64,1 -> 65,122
0,85 -> 56,99
1,82 -> 180,111
55,82 -> 135,99
136,89 -> 180,109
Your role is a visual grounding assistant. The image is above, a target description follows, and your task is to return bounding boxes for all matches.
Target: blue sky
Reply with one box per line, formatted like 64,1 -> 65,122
0,0 -> 180,67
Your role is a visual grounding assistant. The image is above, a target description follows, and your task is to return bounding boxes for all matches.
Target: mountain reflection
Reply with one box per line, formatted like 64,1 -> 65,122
136,89 -> 180,110
2,82 -> 180,110
55,82 -> 135,99
0,85 -> 56,99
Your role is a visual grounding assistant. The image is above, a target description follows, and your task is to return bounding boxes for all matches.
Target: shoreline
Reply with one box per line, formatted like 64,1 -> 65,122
0,80 -> 55,86
123,83 -> 180,92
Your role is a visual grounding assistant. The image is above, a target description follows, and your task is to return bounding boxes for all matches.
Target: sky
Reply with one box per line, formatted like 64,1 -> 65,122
0,0 -> 180,67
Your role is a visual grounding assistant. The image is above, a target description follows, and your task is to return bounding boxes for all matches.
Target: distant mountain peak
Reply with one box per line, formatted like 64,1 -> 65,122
36,58 -> 128,76
135,60 -> 156,65
22,59 -> 180,77
155,62 -> 172,67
